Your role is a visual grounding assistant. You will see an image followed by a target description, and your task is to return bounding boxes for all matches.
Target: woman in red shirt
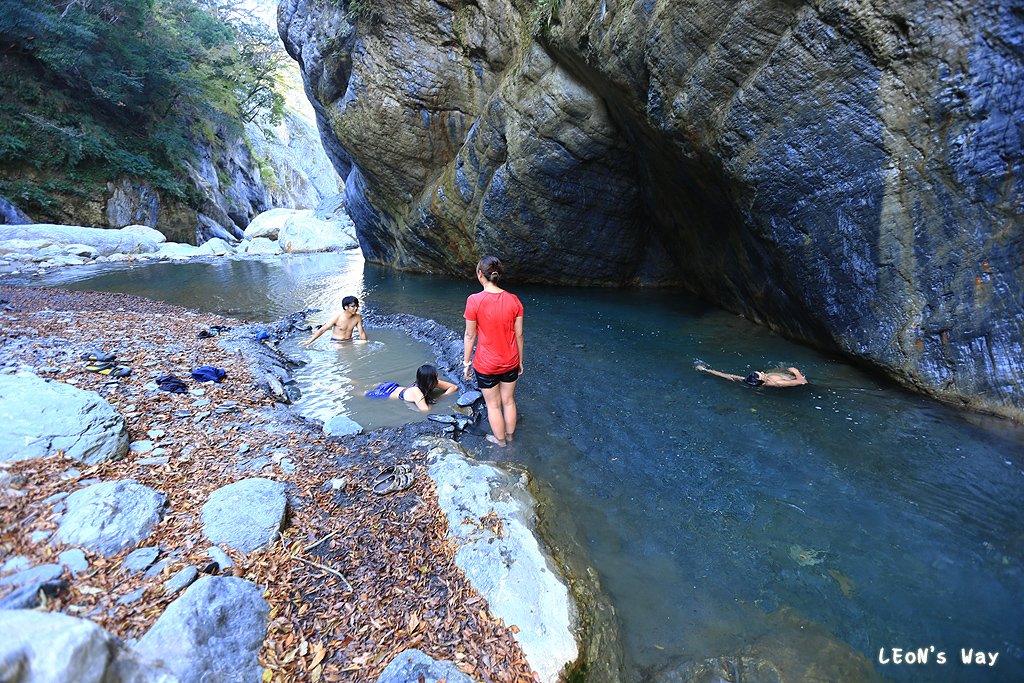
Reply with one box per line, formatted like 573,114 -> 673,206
463,256 -> 525,447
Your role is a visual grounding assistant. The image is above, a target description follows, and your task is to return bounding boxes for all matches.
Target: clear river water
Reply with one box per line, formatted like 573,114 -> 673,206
12,252 -> 1023,682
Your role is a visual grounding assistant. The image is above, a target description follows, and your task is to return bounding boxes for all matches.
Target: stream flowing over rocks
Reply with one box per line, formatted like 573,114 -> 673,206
279,0 -> 1023,420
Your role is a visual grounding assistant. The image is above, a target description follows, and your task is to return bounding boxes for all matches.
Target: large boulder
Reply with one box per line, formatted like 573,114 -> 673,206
201,478 -> 288,554
0,610 -> 176,683
277,209 -> 357,253
134,576 -> 269,683
55,480 -> 168,557
244,207 -> 299,240
280,0 -> 1024,419
0,196 -> 32,225
0,224 -> 164,256
426,437 -> 579,683
0,374 -> 129,464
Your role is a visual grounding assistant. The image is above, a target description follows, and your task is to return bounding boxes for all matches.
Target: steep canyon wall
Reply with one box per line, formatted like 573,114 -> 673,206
279,0 -> 1022,418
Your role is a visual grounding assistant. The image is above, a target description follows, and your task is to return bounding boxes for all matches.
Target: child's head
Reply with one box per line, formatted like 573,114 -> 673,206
476,256 -> 503,283
415,364 -> 440,402
342,296 -> 359,311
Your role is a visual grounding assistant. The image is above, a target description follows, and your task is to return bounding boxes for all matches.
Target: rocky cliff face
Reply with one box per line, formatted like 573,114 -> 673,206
279,0 -> 1022,419
4,107 -> 341,245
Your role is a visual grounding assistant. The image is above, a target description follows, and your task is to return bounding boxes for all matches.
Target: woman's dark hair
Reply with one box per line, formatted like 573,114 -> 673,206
342,296 -> 359,309
477,256 -> 504,283
415,364 -> 440,403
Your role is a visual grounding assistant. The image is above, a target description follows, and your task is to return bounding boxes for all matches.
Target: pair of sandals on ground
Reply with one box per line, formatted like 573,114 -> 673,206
82,350 -> 131,377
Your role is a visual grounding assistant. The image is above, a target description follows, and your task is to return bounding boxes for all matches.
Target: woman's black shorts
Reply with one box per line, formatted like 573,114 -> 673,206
474,367 -> 519,389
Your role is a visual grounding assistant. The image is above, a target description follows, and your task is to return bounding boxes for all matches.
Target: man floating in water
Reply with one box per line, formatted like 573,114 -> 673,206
696,364 -> 808,387
301,296 -> 369,345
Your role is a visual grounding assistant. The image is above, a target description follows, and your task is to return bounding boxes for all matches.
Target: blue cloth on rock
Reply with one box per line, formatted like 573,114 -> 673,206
191,365 -> 227,383
365,382 -> 400,398
155,374 -> 188,394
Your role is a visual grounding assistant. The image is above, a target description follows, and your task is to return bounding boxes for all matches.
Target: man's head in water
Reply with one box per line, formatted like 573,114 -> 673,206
743,372 -> 765,386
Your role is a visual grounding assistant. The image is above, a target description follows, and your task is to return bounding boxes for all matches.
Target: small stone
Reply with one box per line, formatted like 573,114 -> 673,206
194,411 -> 211,422
163,566 -> 199,595
147,429 -> 166,439
456,390 -> 482,407
122,546 -> 161,573
136,456 -> 170,466
427,414 -> 457,424
1,555 -> 31,574
130,440 -> 155,454
42,491 -> 69,505
327,478 -> 347,490
0,563 -> 63,587
38,366 -> 60,374
58,548 -> 90,575
150,448 -> 167,456
238,443 -> 251,454
189,389 -> 206,396
61,467 -> 82,480
116,587 -> 147,605
173,410 -> 192,418
191,398 -> 211,407
207,546 -> 234,571
278,458 -> 296,474
144,559 -> 170,578
30,530 -> 51,543
76,478 -> 101,487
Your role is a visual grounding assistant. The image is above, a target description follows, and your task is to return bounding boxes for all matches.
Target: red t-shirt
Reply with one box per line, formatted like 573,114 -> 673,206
464,290 -> 524,374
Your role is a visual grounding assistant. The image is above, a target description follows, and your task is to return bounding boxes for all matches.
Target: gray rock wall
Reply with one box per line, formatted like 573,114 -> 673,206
281,0 -> 1023,419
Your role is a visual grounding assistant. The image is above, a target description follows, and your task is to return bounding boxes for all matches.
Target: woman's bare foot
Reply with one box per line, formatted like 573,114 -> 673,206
485,434 -> 507,447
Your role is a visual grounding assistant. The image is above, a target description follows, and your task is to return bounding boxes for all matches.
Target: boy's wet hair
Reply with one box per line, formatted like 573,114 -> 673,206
342,296 -> 359,309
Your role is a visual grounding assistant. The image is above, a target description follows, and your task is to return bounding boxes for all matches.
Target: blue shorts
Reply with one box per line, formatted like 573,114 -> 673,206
475,367 -> 519,389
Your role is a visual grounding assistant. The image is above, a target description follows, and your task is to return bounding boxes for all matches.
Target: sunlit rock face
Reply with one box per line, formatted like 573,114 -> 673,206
280,0 -> 1022,419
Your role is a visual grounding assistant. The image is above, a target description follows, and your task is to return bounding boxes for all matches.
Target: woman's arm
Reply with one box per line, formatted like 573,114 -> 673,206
437,379 -> 458,396
514,315 -> 524,374
463,320 -> 477,380
301,315 -> 337,346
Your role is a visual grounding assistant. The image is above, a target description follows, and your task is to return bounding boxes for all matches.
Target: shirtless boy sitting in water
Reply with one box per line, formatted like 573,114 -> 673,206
300,296 -> 369,345
696,364 -> 807,387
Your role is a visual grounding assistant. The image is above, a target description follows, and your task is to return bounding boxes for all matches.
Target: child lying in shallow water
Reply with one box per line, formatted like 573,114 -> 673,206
365,364 -> 457,412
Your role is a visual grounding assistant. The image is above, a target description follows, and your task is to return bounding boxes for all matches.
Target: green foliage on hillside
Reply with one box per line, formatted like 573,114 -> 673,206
0,0 -> 287,218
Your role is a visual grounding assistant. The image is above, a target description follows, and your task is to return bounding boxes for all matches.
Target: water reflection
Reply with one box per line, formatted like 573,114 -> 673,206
15,252 -> 1024,681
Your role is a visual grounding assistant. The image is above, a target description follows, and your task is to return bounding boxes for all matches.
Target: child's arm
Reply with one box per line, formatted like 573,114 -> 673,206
301,315 -> 337,346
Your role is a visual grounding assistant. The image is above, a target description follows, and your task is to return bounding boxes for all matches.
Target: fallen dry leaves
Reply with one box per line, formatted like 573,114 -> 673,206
0,286 -> 536,682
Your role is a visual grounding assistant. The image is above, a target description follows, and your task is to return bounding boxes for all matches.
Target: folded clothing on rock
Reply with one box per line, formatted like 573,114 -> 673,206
156,374 -> 188,393
191,365 -> 227,383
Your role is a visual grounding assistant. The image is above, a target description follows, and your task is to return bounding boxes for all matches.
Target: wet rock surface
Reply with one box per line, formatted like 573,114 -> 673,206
280,0 -> 1023,420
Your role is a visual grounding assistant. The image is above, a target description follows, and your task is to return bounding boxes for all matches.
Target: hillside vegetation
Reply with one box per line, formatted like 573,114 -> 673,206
0,0 -> 285,221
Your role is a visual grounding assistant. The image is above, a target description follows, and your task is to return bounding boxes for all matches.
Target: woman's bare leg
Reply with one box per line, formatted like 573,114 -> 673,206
480,385 -> 507,446
498,380 -> 517,440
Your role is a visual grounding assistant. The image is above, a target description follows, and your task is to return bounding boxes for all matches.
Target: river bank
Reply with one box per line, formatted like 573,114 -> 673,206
0,285 -> 546,681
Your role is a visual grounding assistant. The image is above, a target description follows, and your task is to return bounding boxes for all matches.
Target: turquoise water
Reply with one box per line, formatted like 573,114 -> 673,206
14,252 -> 1024,681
